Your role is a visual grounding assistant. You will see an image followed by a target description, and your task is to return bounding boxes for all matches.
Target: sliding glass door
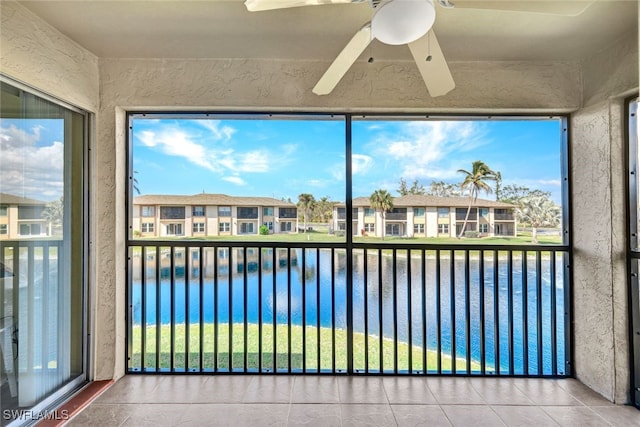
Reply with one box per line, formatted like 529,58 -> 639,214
0,78 -> 87,425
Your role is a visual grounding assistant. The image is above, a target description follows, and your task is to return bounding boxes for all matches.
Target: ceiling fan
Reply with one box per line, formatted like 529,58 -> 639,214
244,0 -> 595,97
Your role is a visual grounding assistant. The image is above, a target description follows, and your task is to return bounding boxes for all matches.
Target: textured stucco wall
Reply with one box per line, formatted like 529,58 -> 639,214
582,31 -> 639,108
96,56 -> 582,381
571,27 -> 638,403
0,1 -> 99,112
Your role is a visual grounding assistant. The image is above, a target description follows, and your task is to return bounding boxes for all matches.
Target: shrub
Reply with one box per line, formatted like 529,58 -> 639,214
259,225 -> 270,235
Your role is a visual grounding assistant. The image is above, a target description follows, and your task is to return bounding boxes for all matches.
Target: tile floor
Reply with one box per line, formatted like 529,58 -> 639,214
66,375 -> 640,426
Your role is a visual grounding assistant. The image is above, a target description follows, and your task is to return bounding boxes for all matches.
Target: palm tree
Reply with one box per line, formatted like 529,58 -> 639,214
457,160 -> 497,238
516,195 -> 561,243
297,193 -> 315,233
369,189 -> 394,240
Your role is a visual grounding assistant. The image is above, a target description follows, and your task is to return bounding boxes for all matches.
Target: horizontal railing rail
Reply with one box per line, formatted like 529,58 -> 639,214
126,239 -> 570,377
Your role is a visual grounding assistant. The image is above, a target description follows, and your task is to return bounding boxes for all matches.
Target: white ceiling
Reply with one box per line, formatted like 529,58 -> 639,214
17,0 -> 638,63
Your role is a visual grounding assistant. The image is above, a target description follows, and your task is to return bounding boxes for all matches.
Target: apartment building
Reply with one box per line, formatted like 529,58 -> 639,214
0,193 -> 50,240
132,193 -> 298,238
334,195 -> 517,238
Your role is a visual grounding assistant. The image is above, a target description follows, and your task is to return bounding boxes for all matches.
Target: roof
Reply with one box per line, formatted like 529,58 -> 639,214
0,193 -> 47,206
346,195 -> 515,209
133,193 -> 296,207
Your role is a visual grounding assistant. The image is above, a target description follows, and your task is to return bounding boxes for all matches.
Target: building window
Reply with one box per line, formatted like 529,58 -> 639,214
166,223 -> 183,236
238,207 -> 258,219
438,224 -> 449,234
364,208 -> 374,217
218,206 -> 231,217
193,222 -> 205,233
192,206 -> 205,217
479,223 -> 489,233
160,206 -> 185,220
386,223 -> 401,236
279,208 -> 297,219
240,222 -> 255,234
19,223 -> 42,236
414,223 -> 425,234
18,205 -> 45,220
263,207 -> 273,216
219,222 -> 230,232
280,221 -> 293,232
338,222 -> 346,231
141,205 -> 155,217
0,224 -> 7,235
438,207 -> 449,218
141,222 -> 155,233
364,223 -> 375,232
479,208 -> 489,218
0,205 -> 7,216
414,208 -> 425,217
263,221 -> 273,231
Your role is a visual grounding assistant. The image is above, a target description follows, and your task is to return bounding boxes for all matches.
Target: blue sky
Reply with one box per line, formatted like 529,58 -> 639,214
0,118 -> 65,201
132,116 -> 563,204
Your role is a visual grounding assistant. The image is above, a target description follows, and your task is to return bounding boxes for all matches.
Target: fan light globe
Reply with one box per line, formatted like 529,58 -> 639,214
371,0 -> 435,45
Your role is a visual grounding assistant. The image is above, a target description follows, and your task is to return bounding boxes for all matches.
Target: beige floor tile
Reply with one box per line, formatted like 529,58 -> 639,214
441,405 -> 506,427
492,405 -> 560,426
94,376 -> 163,404
468,378 -> 534,405
426,378 -> 486,405
383,377 -> 438,405
242,376 -> 295,403
178,403 -> 289,426
66,403 -> 129,426
291,376 -> 340,403
512,379 -> 583,406
337,377 -> 389,404
288,403 -> 341,426
552,379 -> 615,407
340,404 -> 397,427
589,406 -> 640,426
118,403 -> 191,426
542,406 -> 613,426
391,404 -> 452,427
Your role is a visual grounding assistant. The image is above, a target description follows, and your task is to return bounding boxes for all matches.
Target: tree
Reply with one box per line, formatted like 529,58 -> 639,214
425,180 -> 463,197
133,170 -> 141,195
369,189 -> 394,240
457,161 -> 497,238
313,196 -> 335,223
297,193 -> 315,233
397,178 -> 425,196
516,194 -> 561,243
494,171 -> 502,201
42,196 -> 64,236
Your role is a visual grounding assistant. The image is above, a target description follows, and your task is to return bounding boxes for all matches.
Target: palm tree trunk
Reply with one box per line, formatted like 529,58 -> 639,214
531,226 -> 538,244
458,192 -> 474,238
381,212 -> 385,240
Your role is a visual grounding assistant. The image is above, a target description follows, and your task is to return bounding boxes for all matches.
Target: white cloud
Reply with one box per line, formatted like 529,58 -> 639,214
222,176 -> 247,186
369,121 -> 488,181
352,154 -> 373,175
192,120 -> 236,141
137,129 -> 217,172
537,179 -> 561,186
0,123 -> 64,200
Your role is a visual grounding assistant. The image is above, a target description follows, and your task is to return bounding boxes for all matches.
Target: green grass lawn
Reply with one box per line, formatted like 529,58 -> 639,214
137,230 -> 562,245
130,323 -> 482,374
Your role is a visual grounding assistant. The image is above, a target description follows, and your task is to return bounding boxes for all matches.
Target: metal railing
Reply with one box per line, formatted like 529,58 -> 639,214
127,240 -> 571,377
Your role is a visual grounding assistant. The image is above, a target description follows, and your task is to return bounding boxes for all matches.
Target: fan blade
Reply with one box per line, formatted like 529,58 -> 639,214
245,0 -> 361,12
408,30 -> 455,97
439,0 -> 595,16
313,24 -> 372,96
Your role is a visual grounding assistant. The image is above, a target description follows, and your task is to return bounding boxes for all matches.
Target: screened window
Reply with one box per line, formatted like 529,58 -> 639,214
279,208 -> 297,219
160,206 -> 185,220
263,207 -> 273,216
218,206 -> 231,217
192,206 -> 205,217
193,222 -> 205,233
238,207 -> 258,219
438,208 -> 449,218
141,222 -> 154,233
0,205 -> 7,216
219,222 -> 230,232
414,207 -> 425,217
141,205 -> 155,217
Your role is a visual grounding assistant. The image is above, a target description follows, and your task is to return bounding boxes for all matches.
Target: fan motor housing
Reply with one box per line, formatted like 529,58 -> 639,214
371,0 -> 436,45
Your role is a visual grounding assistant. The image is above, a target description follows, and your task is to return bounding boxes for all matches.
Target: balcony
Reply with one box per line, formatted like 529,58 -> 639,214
127,241 -> 569,376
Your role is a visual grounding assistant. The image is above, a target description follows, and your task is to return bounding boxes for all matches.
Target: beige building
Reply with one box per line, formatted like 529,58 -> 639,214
132,193 -> 298,238
0,193 -> 50,240
334,195 -> 517,238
